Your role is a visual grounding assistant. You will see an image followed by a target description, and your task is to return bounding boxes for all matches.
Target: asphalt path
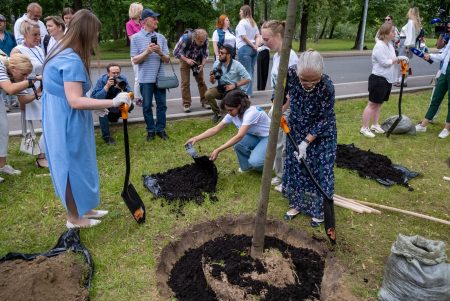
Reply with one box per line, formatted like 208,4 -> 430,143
6,54 -> 437,135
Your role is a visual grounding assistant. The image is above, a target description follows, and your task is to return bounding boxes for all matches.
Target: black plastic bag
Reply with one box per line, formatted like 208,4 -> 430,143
0,229 -> 94,289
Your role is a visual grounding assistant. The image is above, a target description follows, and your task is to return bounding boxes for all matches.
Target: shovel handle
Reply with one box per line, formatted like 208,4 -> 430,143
280,116 -> 290,134
400,60 -> 409,75
120,104 -> 129,119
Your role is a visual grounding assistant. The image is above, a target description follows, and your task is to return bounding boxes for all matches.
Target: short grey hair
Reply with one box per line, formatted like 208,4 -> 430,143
297,50 -> 324,75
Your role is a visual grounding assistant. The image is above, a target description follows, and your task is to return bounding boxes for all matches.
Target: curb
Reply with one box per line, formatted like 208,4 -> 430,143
8,86 -> 432,137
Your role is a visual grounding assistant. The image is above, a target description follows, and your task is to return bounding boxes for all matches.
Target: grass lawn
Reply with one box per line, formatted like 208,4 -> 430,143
0,90 -> 449,300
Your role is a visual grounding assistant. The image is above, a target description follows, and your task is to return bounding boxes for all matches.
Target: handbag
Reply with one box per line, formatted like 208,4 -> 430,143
156,61 -> 179,89
20,112 -> 41,155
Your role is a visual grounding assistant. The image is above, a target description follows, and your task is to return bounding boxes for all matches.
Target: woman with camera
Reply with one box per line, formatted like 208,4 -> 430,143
42,10 -> 131,228
11,20 -> 48,168
186,89 -> 270,172
0,54 -> 36,181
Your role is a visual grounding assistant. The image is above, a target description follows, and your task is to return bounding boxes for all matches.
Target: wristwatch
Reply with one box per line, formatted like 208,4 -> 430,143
234,83 -> 238,89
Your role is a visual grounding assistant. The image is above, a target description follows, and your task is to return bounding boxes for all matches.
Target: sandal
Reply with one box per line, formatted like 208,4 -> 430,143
35,157 -> 49,168
310,218 -> 324,227
284,208 -> 300,220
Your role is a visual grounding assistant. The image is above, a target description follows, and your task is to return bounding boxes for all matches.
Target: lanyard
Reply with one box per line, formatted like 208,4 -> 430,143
28,47 -> 44,65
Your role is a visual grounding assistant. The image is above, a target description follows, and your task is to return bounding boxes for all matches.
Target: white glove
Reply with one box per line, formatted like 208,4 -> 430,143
397,56 -> 409,63
112,92 -> 131,107
295,141 -> 309,161
257,45 -> 269,52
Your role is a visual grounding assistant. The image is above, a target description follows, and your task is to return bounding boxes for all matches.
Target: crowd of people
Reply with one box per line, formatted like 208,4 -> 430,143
0,4 -> 446,229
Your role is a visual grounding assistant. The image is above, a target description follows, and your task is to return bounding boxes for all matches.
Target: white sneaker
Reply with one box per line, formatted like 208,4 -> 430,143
438,128 -> 450,139
274,184 -> 282,192
0,164 -> 21,175
360,127 -> 375,138
370,124 -> 385,134
415,124 -> 427,132
271,177 -> 282,186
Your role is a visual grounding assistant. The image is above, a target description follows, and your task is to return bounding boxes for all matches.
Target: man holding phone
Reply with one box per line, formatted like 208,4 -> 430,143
131,8 -> 171,141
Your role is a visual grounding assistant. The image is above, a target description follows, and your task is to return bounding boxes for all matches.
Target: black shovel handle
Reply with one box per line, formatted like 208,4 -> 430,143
386,60 -> 408,137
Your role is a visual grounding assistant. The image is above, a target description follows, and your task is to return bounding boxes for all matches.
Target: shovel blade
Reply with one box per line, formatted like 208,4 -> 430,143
121,183 -> 146,224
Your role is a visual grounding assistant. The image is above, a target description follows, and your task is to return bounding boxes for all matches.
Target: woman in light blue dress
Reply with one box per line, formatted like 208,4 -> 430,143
42,10 -> 131,229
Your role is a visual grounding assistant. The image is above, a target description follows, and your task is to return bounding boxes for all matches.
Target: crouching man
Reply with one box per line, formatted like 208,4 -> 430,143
91,63 -> 133,145
206,44 -> 250,123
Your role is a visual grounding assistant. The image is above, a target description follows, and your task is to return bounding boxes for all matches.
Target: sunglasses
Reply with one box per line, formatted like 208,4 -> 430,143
219,51 -> 229,55
385,18 -> 391,21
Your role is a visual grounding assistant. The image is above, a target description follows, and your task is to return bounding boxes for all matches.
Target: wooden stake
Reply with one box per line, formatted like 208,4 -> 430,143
334,194 -> 382,214
356,200 -> 450,226
333,197 -> 366,213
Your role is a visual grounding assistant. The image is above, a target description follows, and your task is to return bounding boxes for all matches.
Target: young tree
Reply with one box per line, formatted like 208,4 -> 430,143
251,0 -> 298,259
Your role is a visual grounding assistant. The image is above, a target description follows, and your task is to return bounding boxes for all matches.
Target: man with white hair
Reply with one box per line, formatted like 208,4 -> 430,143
14,2 -> 48,45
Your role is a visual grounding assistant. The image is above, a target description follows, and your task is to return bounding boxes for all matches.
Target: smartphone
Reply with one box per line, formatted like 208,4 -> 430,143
151,36 -> 157,45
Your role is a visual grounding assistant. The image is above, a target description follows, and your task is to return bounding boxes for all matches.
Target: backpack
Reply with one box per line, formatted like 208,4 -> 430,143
182,28 -> 194,52
43,34 -> 51,56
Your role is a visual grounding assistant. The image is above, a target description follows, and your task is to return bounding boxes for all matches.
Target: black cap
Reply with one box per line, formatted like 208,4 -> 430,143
141,9 -> 160,20
221,44 -> 235,55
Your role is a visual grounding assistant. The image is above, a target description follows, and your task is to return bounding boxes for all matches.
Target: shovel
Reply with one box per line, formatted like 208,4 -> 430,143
280,116 -> 336,244
386,60 -> 409,137
120,95 -> 146,224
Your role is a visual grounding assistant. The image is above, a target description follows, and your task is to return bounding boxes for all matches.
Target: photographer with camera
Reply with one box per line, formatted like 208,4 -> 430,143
173,28 -> 209,113
91,63 -> 133,145
205,44 -> 250,123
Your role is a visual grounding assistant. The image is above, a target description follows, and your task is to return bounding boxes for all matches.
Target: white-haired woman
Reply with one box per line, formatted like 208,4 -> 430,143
126,2 -> 143,105
11,20 -> 48,168
282,50 -> 337,227
0,54 -> 37,181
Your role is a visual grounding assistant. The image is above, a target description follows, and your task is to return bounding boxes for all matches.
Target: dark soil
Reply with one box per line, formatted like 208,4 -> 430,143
0,252 -> 89,301
143,156 -> 218,213
336,144 -> 417,189
168,234 -> 324,301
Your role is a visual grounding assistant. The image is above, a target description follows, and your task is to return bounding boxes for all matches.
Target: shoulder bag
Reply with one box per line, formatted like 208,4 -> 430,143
156,60 -> 179,90
20,111 -> 41,155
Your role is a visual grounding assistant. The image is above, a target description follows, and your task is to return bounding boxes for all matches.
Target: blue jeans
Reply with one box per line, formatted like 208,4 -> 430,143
237,45 -> 257,96
140,83 -> 167,133
99,116 -> 110,138
233,133 -> 268,171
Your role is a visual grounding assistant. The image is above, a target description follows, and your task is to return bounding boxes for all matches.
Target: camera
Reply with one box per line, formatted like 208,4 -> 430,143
111,76 -> 127,90
151,35 -> 157,45
191,64 -> 200,77
211,67 -> 223,80
217,84 -> 227,94
432,8 -> 450,36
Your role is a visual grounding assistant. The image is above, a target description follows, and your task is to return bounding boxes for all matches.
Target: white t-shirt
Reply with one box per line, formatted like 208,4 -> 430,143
222,106 -> 270,137
235,19 -> 259,49
372,40 -> 397,83
271,50 -> 298,89
400,19 -> 420,48
212,29 -> 236,48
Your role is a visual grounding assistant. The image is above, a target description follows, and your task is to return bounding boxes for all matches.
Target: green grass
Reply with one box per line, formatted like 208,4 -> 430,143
1,91 -> 449,300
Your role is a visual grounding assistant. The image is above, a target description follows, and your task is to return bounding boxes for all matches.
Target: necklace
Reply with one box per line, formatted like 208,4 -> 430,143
301,82 -> 316,93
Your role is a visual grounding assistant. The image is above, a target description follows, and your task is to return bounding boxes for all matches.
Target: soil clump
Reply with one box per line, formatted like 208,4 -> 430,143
0,251 -> 89,301
143,156 -> 218,213
336,144 -> 417,188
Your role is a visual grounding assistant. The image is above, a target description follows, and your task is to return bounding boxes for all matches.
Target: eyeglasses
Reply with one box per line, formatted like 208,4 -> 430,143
385,18 -> 391,21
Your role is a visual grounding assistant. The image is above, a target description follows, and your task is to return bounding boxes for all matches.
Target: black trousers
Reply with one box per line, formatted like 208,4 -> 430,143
257,49 -> 270,91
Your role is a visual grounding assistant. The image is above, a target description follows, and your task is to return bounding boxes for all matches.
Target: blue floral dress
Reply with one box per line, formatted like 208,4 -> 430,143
282,66 -> 337,219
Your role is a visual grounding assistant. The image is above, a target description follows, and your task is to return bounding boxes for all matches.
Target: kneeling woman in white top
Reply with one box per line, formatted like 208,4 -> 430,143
186,89 -> 270,171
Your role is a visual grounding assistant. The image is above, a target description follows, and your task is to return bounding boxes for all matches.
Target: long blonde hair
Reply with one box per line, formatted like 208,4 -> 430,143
128,2 -> 143,20
45,9 -> 101,78
240,5 -> 256,27
407,7 -> 421,30
261,20 -> 286,38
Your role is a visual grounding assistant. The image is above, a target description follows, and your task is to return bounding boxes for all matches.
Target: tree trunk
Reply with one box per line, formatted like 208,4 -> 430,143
352,4 -> 364,49
314,15 -> 320,44
72,0 -> 83,11
320,17 -> 328,39
175,20 -> 185,41
244,0 -> 250,5
251,0 -> 298,259
329,23 -> 335,39
299,0 -> 309,52
264,0 -> 268,21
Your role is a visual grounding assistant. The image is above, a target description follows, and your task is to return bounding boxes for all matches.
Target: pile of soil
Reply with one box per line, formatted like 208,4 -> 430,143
0,252 -> 89,301
144,156 -> 217,207
336,144 -> 417,188
168,234 -> 324,300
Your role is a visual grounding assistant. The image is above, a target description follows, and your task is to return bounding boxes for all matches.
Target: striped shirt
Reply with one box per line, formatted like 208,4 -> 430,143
0,61 -> 9,83
173,33 -> 209,62
130,29 -> 169,84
